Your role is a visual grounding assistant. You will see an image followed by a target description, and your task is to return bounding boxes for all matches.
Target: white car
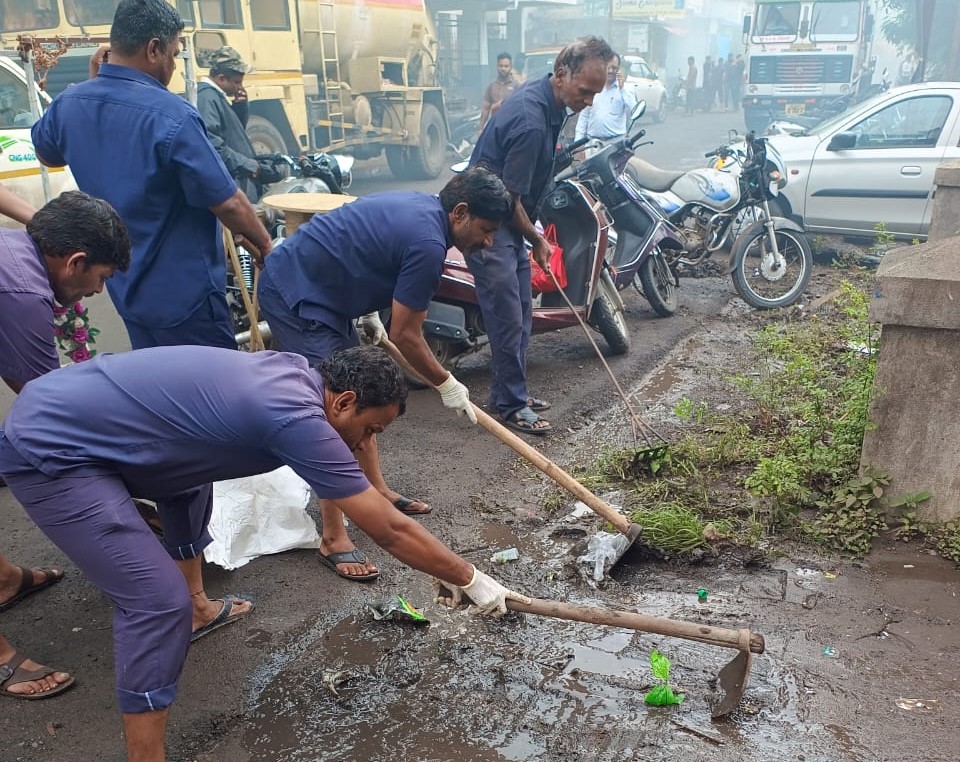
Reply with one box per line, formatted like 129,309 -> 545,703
622,55 -> 667,123
764,82 -> 960,241
0,55 -> 76,223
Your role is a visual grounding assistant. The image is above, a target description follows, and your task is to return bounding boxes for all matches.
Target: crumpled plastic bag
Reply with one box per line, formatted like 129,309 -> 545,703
576,531 -> 631,582
204,466 -> 318,570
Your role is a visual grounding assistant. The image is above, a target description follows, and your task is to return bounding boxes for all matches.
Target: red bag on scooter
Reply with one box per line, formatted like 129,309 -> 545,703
530,223 -> 567,293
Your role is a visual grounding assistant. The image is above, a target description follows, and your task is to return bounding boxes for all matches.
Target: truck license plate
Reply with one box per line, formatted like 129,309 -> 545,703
785,103 -> 805,115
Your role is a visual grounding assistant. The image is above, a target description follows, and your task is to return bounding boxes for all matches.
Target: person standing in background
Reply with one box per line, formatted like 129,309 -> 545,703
479,52 -> 520,132
196,46 -> 281,204
684,55 -> 698,114
729,54 -> 745,111
575,52 -> 637,141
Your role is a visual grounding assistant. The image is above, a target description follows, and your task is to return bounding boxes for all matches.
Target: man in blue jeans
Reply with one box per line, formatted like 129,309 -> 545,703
469,36 -> 610,435
258,168 -> 513,581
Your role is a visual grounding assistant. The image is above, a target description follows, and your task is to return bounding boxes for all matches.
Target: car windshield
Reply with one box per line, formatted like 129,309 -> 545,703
523,53 -> 557,81
0,0 -> 60,31
622,57 -> 650,78
755,3 -> 800,37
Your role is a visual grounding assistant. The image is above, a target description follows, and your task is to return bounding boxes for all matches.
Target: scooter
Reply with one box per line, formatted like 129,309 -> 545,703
629,131 -> 813,309
423,146 -> 633,366
557,101 -> 685,317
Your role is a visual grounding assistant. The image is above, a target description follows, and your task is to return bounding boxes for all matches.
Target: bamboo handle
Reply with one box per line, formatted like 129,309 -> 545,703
223,230 -> 263,352
507,597 -> 765,654
378,337 -> 634,537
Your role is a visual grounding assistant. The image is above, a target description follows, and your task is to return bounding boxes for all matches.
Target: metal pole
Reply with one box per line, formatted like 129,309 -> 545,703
182,34 -> 197,106
21,45 -> 52,203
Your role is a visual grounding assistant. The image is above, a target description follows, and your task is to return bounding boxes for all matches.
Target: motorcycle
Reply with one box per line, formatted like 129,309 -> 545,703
556,102 -> 685,316
629,131 -> 813,309
422,144 -> 636,367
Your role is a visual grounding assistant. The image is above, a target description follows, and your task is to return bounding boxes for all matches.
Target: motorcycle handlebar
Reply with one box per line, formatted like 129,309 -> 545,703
567,136 -> 591,152
704,148 -> 719,158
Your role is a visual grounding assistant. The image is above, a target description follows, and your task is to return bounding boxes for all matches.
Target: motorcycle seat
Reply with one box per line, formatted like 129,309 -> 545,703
626,158 -> 685,192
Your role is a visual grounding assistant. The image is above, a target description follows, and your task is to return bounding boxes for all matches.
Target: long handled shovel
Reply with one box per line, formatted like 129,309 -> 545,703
378,337 -> 644,554
507,596 -> 765,718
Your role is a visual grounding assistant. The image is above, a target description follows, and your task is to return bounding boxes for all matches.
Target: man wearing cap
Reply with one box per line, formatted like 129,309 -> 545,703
197,46 -> 281,204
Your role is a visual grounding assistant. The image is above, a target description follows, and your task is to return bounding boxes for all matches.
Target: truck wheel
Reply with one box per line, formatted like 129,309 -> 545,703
402,103 -> 448,180
385,146 -> 411,178
247,115 -> 287,155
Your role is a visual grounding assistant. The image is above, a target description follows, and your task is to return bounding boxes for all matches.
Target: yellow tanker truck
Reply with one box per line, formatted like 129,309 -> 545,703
0,0 -> 448,179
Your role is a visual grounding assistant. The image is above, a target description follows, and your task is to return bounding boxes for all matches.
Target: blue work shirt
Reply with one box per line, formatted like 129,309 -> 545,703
264,191 -> 452,334
0,230 -> 59,384
31,63 -> 238,328
470,74 -> 566,217
0,347 -> 370,502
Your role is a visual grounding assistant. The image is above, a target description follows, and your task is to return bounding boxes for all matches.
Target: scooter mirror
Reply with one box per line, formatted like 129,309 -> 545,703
450,160 -> 469,173
630,101 -> 647,123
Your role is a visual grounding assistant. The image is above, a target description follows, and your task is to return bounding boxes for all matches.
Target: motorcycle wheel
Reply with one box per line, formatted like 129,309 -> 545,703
588,273 -> 631,355
730,227 -> 813,309
636,249 -> 678,316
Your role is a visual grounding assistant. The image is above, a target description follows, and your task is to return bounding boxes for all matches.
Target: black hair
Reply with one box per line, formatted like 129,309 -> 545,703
496,52 -> 512,63
110,0 -> 184,56
438,167 -> 514,224
28,191 -> 131,271
319,345 -> 408,415
554,36 -> 613,76
609,52 -> 621,67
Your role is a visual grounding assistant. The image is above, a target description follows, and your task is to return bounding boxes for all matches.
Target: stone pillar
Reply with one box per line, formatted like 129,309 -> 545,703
861,161 -> 960,521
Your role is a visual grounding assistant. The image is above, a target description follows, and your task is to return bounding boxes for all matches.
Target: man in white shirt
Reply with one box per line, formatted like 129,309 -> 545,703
575,52 -> 637,142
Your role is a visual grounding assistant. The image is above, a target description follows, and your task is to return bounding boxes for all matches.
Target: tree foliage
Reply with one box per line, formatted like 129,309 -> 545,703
878,0 -> 959,79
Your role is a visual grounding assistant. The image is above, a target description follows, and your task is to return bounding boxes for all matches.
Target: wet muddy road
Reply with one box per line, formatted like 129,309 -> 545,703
4,268 -> 959,762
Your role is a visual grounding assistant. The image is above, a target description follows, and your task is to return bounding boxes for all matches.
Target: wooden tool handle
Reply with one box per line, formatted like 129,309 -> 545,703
471,406 -> 633,534
377,337 -> 632,535
507,597 -> 766,654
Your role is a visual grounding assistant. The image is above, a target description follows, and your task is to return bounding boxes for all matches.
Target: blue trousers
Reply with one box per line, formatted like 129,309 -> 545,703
257,267 -> 358,364
123,292 -> 237,352
467,226 -> 532,419
0,437 -> 193,713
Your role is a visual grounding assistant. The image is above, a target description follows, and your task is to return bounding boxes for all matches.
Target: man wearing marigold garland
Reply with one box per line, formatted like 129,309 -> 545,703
0,189 -> 130,700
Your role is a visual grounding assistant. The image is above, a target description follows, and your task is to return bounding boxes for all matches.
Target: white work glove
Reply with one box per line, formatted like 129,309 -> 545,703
436,373 -> 477,424
433,565 -> 532,618
356,312 -> 387,346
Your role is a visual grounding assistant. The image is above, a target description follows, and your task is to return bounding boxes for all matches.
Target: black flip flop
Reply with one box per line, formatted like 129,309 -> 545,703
190,597 -> 255,643
318,549 -> 380,582
501,406 -> 552,436
0,567 -> 64,614
393,496 -> 433,516
527,397 -> 552,412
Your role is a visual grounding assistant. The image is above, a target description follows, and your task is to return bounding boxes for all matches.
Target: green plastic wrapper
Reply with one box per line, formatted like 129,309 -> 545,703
369,595 -> 429,625
644,649 -> 685,706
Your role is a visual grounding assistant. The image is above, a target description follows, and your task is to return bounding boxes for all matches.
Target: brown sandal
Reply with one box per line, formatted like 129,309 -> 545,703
0,652 -> 75,700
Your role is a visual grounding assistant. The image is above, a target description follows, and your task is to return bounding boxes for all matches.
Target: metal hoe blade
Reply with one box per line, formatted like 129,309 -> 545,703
710,649 -> 753,719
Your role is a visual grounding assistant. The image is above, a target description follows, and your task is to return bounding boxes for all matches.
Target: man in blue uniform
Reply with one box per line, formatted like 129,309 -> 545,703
258,167 -> 513,580
0,345 -> 528,760
31,0 -> 273,637
0,190 -> 130,699
469,36 -> 611,436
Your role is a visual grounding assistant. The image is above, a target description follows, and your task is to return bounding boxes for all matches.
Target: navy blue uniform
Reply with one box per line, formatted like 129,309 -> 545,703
32,63 -> 238,348
258,191 -> 452,362
469,74 -> 566,420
